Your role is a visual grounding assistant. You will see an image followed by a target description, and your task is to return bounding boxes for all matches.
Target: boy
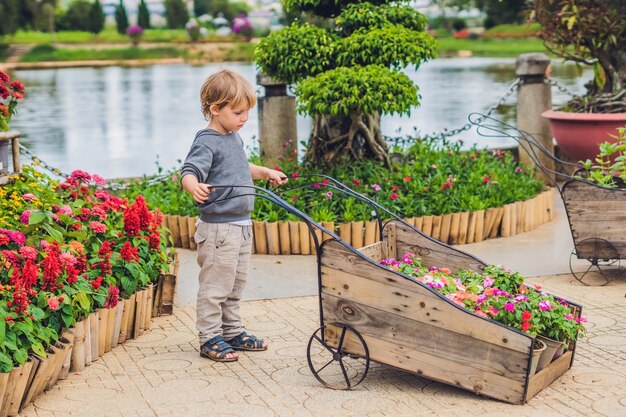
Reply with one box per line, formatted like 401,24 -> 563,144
181,69 -> 287,362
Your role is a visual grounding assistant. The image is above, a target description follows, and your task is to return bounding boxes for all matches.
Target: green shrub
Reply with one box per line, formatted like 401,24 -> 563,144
118,138 -> 544,223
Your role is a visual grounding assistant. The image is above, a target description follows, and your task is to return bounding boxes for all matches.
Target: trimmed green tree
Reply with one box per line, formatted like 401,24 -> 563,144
88,0 -> 105,34
138,0 -> 151,30
115,0 -> 129,35
255,1 -> 437,166
164,0 -> 189,29
0,0 -> 20,36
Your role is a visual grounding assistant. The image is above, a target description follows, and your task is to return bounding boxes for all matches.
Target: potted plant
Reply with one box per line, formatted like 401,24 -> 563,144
530,0 -> 626,162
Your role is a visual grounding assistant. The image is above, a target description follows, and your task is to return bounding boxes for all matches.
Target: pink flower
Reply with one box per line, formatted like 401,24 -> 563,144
504,302 -> 515,312
58,205 -> 72,215
371,184 -> 381,192
538,300 -> 552,311
47,297 -> 60,311
403,176 -> 411,182
291,173 -> 299,179
352,179 -> 360,187
92,174 -> 105,185
291,195 -> 297,202
90,221 -> 107,233
390,193 -> 399,200
576,317 -> 588,323
326,191 -> 333,199
19,246 -> 38,260
483,176 -> 490,183
564,313 -> 574,321
482,277 -> 494,287
20,210 -> 32,225
22,193 -> 36,201
515,167 -> 522,173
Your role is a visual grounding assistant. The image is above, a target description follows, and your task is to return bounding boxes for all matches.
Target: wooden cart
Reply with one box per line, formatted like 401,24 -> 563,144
561,175 -> 626,285
467,113 -> 626,285
226,178 -> 581,405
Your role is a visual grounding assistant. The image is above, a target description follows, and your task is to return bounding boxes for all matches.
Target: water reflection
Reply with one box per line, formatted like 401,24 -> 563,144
9,58 -> 591,178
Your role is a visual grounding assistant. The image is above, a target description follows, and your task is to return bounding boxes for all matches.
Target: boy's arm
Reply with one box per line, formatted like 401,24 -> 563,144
181,174 -> 214,204
249,163 -> 288,186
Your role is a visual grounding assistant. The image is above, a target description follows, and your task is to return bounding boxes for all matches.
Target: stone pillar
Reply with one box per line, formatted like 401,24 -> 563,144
0,131 -> 21,185
515,53 -> 554,183
257,74 -> 297,168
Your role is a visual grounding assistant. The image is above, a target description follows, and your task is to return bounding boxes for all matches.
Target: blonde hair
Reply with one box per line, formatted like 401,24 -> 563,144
200,69 -> 257,120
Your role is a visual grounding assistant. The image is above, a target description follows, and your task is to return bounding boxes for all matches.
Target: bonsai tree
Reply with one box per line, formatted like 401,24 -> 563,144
530,0 -> 626,113
255,0 -> 437,166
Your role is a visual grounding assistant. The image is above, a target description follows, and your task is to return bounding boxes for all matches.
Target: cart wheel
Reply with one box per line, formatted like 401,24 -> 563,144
306,323 -> 369,390
569,238 -> 620,286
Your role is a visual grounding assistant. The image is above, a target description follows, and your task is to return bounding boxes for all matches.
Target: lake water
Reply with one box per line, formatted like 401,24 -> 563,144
9,58 -> 591,178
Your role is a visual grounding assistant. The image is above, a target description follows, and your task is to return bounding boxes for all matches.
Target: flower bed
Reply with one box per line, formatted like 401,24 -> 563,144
120,138 -> 551,251
0,166 -> 172,413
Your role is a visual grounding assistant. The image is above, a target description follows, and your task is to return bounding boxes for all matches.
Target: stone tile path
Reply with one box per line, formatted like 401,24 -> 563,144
20,272 -> 626,417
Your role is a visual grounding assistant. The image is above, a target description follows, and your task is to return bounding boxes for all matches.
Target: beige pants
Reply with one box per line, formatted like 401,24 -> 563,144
194,222 -> 253,344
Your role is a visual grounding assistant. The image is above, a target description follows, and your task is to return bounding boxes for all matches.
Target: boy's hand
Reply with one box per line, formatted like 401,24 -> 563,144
191,183 -> 215,204
268,169 -> 288,187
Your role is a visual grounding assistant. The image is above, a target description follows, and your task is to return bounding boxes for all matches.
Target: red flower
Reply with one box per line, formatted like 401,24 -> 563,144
441,182 -> 453,190
403,176 -> 411,182
120,241 -> 139,262
104,284 -> 120,308
91,276 -> 104,290
483,176 -> 490,183
291,172 -> 299,179
521,310 -> 531,321
390,193 -> 399,200
91,221 -> 107,233
48,297 -> 60,311
352,179 -> 360,187
521,321 -> 531,332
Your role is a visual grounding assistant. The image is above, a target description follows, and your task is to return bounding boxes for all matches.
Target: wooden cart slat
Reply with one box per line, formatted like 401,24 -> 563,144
322,319 -> 527,404
320,265 -> 531,354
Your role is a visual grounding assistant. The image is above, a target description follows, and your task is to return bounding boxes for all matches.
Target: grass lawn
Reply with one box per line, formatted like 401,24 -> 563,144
20,44 -> 187,62
436,37 -> 549,57
1,28 -> 243,44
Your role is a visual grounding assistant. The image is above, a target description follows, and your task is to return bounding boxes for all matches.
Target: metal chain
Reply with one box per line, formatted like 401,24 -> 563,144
546,76 -> 578,98
18,143 -> 170,190
18,143 -> 72,179
419,77 -> 521,142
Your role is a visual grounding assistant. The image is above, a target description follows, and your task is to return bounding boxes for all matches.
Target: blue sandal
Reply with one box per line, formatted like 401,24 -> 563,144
200,336 -> 238,362
226,332 -> 267,351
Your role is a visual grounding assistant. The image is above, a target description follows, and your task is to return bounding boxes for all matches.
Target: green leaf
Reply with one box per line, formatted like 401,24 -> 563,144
13,348 -> 28,364
31,342 -> 47,358
28,211 -> 47,225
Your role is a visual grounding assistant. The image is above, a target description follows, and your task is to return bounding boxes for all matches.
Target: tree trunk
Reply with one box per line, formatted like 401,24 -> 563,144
305,112 -> 390,167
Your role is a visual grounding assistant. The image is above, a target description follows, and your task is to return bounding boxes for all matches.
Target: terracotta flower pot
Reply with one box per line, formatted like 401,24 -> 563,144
542,109 -> 626,163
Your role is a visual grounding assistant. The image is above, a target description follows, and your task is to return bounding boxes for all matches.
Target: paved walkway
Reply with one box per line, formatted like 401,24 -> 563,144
19,193 -> 626,417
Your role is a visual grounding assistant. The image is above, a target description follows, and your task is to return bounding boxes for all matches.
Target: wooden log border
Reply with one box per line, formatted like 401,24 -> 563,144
163,188 -> 556,253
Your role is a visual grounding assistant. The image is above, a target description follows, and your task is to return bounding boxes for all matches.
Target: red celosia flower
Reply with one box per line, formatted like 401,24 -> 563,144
21,259 -> 39,289
104,284 -> 120,309
91,276 -> 103,290
124,209 -> 141,236
120,241 -> 139,262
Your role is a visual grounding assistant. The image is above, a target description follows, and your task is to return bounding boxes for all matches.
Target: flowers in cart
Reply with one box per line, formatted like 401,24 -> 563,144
380,254 -> 587,345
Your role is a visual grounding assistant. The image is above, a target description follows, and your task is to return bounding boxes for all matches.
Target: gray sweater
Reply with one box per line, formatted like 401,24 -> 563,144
181,129 -> 254,223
